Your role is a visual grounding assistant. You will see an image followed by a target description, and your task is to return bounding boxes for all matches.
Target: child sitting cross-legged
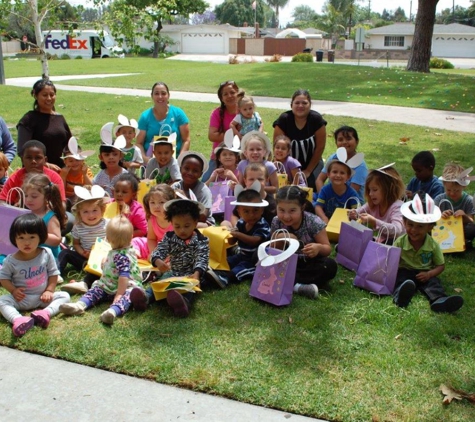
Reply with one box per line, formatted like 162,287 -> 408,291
393,194 -> 463,313
59,215 -> 143,325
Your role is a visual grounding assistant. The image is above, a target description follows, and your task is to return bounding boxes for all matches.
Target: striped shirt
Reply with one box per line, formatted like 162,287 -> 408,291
71,218 -> 107,251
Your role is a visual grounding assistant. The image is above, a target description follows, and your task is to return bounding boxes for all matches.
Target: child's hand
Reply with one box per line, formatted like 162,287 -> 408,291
82,163 -> 89,175
60,166 -> 70,177
40,290 -> 54,303
442,210 -> 453,219
348,209 -> 358,221
154,260 -> 171,272
301,243 -> 321,258
359,213 -> 374,227
12,287 -> 26,302
83,250 -> 91,259
454,210 -> 466,218
416,271 -> 431,283
189,271 -> 200,281
405,190 -> 413,200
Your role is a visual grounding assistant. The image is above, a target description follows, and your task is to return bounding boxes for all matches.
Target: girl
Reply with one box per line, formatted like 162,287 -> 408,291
0,151 -> 9,186
59,186 -> 108,295
230,93 -> 263,138
59,215 -> 143,325
349,164 -> 406,243
131,184 -> 175,261
272,186 -> 337,298
237,131 -> 278,195
93,132 -> 128,196
23,173 -> 67,260
0,214 -> 70,337
273,135 -> 302,184
205,140 -> 240,187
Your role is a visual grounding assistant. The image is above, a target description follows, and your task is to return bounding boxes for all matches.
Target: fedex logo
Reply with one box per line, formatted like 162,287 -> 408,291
44,34 -> 88,50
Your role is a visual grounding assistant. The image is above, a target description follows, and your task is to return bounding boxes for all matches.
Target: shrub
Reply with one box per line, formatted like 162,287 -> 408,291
429,57 -> 454,69
75,56 -> 83,59
60,54 -> 71,60
291,53 -> 314,62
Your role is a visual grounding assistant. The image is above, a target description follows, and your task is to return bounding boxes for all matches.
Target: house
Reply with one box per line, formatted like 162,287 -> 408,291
365,23 -> 475,58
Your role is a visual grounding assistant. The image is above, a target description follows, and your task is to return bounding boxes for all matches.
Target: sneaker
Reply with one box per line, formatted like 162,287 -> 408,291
61,281 -> 88,295
12,316 -> 34,337
59,302 -> 86,316
204,267 -> 228,289
100,309 -> 117,325
57,275 -> 64,284
31,309 -> 51,329
430,296 -> 464,313
297,284 -> 319,299
166,290 -> 189,318
130,287 -> 149,311
394,280 -> 416,308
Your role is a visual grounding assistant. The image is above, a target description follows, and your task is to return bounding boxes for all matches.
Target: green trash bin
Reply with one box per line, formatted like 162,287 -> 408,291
316,50 -> 323,62
328,50 -> 335,62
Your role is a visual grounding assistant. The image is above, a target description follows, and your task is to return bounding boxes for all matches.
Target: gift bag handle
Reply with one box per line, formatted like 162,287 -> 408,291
6,187 -> 25,208
258,229 -> 299,266
343,196 -> 361,209
375,224 -> 397,245
273,161 -> 286,175
437,198 -> 455,214
292,170 -> 308,187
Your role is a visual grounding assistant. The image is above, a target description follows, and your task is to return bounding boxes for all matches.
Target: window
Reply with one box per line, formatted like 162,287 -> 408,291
384,36 -> 404,47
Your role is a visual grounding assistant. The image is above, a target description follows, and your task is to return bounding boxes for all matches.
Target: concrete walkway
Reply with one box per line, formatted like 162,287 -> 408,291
6,74 -> 475,134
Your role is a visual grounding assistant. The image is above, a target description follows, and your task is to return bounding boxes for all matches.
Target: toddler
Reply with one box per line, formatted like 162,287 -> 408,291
273,135 -> 301,183
113,114 -> 143,174
230,92 -> 263,138
406,151 -> 444,200
144,134 -> 181,183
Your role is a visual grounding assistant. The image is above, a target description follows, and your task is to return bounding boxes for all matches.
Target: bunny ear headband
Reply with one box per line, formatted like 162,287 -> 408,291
374,162 -> 398,179
400,193 -> 441,223
153,132 -> 177,147
100,121 -> 126,151
439,166 -> 475,187
113,114 -> 139,137
231,180 -> 269,207
326,147 -> 364,177
72,185 -> 109,212
61,137 -> 94,160
214,129 -> 241,155
164,189 -> 206,214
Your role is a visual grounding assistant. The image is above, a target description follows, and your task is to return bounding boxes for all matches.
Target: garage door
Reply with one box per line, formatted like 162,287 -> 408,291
432,36 -> 475,58
181,32 -> 225,54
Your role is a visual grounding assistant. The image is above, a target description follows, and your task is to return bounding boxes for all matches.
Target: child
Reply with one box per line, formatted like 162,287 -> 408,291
434,163 -> 475,247
315,147 -> 363,223
0,151 -> 9,186
113,114 -> 143,174
129,197 -> 210,318
237,131 -> 278,195
23,173 -> 66,260
59,215 -> 143,325
316,126 -> 368,203
272,186 -> 337,298
273,135 -> 301,183
230,93 -> 263,138
205,135 -> 240,187
131,184 -> 175,261
406,151 -> 444,200
144,134 -> 181,183
59,137 -> 94,208
171,151 -> 215,227
112,173 -> 147,238
59,186 -> 108,295
349,164 -> 406,244
0,214 -> 70,337
393,194 -> 463,313
227,183 -> 270,283
93,133 -> 128,196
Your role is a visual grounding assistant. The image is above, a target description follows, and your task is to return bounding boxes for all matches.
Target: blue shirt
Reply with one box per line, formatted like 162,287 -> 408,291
235,217 -> 270,255
406,176 -> 444,199
315,183 -> 359,219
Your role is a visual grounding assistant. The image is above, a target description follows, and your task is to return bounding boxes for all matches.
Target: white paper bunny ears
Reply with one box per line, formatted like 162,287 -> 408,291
401,193 -> 441,223
214,129 -> 241,155
326,147 -> 364,176
152,132 -> 177,147
439,166 -> 475,187
113,114 -> 139,137
72,185 -> 109,211
164,189 -> 206,214
61,137 -> 94,160
231,180 -> 269,207
100,122 -> 126,151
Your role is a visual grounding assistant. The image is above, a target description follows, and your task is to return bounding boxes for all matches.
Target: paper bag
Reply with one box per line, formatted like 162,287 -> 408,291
150,276 -> 201,301
274,161 -> 289,189
326,208 -> 350,243
432,216 -> 465,253
292,171 -> 313,202
0,188 -> 31,255
209,180 -> 230,214
336,221 -> 374,271
224,196 -> 236,222
200,226 -> 233,271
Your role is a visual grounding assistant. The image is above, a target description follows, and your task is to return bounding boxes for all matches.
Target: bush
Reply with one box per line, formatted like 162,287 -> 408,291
429,57 -> 454,69
60,54 -> 71,60
291,53 -> 314,62
75,56 -> 83,59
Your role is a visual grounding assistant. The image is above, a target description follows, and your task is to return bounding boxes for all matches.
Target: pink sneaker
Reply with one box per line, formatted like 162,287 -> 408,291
31,309 -> 51,329
12,316 -> 34,337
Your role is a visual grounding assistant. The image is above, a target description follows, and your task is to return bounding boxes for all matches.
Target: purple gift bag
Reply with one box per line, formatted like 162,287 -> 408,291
224,195 -> 236,222
210,180 -> 231,214
336,221 -> 374,271
0,204 -> 31,255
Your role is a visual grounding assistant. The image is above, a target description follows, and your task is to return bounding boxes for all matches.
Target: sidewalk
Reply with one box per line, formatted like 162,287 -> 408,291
6,75 -> 475,134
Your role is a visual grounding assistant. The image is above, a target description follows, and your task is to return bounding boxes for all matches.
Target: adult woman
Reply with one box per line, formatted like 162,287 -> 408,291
202,80 -> 239,182
273,89 -> 327,189
17,79 -> 72,170
136,82 -> 190,165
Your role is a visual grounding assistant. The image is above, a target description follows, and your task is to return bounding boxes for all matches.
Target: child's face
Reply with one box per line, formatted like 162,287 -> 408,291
237,201 -> 264,225
240,102 -> 255,119
99,150 -> 122,168
444,181 -> 464,202
180,157 -> 203,186
114,180 -> 135,205
117,126 -> 136,146
22,147 -> 46,173
148,193 -> 167,218
171,214 -> 197,240
15,232 -> 40,255
78,202 -> 103,226
153,144 -> 174,167
244,169 -> 267,191
328,163 -> 351,186
273,140 -> 290,161
404,219 -> 432,244
335,132 -> 358,156
276,200 -> 304,230
411,162 -> 433,183
244,139 -> 266,163
367,181 -> 383,206
218,149 -> 237,168
64,156 -> 83,172
25,188 -> 46,213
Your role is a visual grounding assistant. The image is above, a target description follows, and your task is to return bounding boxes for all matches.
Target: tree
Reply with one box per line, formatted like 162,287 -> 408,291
291,5 -> 317,23
407,0 -> 439,73
265,0 -> 290,28
320,3 -> 346,45
215,0 -> 273,28
393,7 -> 407,22
191,9 -> 216,25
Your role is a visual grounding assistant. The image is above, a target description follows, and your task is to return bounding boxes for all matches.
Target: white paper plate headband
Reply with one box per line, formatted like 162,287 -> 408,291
61,137 -> 94,160
400,193 -> 441,224
214,129 -> 241,155
439,166 -> 475,187
231,180 -> 269,207
326,147 -> 364,176
113,114 -> 139,137
257,229 -> 300,267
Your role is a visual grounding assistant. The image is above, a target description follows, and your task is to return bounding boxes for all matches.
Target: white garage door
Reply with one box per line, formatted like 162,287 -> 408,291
432,36 -> 475,58
181,32 -> 225,54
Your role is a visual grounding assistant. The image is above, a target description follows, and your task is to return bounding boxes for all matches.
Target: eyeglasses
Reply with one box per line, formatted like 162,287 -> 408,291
220,80 -> 235,87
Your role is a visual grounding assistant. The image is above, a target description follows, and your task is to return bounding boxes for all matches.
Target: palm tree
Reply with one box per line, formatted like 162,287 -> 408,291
265,0 -> 290,28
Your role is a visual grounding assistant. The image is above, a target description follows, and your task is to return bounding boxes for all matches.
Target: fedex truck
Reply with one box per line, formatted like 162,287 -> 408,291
42,29 -> 120,58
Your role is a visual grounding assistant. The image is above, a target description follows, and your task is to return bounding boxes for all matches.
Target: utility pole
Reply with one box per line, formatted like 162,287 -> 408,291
0,37 -> 5,85
368,0 -> 371,20
409,1 -> 412,22
453,0 -> 455,23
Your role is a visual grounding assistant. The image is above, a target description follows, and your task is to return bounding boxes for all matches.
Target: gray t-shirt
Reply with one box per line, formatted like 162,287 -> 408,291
0,248 -> 59,296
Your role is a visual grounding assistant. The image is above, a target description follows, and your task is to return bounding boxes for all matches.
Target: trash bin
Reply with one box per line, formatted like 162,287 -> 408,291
316,50 -> 323,62
328,50 -> 335,63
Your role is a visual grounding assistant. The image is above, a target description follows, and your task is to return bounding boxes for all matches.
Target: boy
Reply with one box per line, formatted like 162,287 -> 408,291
406,151 -> 444,200
129,197 -> 209,318
227,184 -> 270,283
434,163 -> 475,248
144,135 -> 181,183
393,194 -> 463,313
113,114 -> 143,175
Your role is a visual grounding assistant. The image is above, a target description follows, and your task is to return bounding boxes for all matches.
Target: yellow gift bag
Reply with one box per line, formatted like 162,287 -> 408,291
325,197 -> 359,243
200,226 -> 233,271
274,161 -> 289,189
432,216 -> 465,253
150,276 -> 201,301
292,171 -> 313,202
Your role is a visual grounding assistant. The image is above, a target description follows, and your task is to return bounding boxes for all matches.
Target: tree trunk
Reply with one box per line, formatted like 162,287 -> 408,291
152,18 -> 163,59
30,0 -> 50,78
406,0 -> 439,73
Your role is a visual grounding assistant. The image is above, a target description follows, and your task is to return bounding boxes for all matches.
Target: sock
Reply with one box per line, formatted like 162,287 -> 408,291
294,283 -> 302,293
77,301 -> 87,310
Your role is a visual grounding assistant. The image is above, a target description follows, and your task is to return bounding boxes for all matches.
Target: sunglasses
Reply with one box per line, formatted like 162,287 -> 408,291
220,80 -> 235,87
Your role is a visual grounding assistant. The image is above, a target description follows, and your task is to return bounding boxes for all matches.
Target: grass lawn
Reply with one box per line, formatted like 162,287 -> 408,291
1,68 -> 475,421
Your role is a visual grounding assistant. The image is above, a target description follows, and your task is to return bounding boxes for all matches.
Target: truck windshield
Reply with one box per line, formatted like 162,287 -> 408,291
102,34 -> 115,48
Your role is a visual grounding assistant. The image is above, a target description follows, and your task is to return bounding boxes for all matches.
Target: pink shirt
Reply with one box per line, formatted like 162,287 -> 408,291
209,107 -> 237,160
